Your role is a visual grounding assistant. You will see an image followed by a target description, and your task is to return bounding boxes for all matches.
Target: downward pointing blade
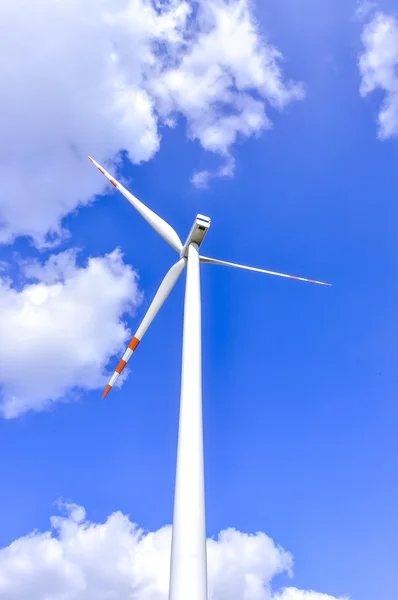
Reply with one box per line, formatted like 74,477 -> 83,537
200,256 -> 332,286
103,258 -> 186,399
88,156 -> 183,253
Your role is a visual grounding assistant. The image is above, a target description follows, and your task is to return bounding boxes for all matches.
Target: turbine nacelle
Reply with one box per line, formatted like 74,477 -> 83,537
180,215 -> 211,258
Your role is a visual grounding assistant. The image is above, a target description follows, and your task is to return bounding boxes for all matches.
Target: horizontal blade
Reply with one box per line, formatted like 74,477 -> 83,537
200,256 -> 332,287
103,258 -> 186,399
88,156 -> 183,253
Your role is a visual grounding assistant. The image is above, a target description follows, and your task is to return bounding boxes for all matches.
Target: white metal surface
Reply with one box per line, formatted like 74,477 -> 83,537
88,156 -> 183,253
180,215 -> 211,258
102,258 -> 186,398
169,243 -> 207,600
199,255 -> 332,286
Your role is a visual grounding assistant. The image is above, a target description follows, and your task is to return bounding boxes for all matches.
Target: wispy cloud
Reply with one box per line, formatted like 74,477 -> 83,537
191,156 -> 235,189
191,170 -> 212,189
354,1 -> 378,22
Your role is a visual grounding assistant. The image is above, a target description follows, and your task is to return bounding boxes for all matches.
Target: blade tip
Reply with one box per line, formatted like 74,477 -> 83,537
102,384 -> 112,399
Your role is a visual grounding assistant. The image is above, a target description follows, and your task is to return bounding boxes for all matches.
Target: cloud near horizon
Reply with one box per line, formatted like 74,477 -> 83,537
0,503 -> 348,600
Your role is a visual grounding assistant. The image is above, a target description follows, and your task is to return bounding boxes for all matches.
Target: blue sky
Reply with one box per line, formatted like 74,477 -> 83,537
0,1 -> 397,599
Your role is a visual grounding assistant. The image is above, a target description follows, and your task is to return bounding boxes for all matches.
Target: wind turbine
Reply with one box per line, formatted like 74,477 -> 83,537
88,156 -> 331,600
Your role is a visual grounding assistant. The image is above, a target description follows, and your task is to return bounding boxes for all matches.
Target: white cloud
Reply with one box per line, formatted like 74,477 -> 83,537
275,591 -> 348,600
0,249 -> 141,418
151,0 -> 304,154
359,10 -> 398,138
192,169 -> 213,189
191,156 -> 235,188
0,0 -> 185,246
0,0 -> 303,245
0,503 -> 347,600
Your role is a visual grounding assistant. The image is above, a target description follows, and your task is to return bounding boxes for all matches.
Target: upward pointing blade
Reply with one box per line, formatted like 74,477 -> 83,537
200,256 -> 332,286
103,258 -> 186,399
88,156 -> 183,253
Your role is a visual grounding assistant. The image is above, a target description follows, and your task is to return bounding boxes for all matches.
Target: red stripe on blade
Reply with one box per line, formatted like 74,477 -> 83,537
110,178 -> 117,187
116,359 -> 126,374
128,337 -> 140,351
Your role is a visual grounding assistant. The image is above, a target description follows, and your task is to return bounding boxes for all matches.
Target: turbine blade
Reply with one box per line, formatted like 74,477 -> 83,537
103,258 -> 186,399
199,256 -> 332,287
88,156 -> 183,253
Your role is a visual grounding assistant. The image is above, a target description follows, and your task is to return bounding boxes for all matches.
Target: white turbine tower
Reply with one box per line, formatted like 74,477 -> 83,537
88,156 -> 331,600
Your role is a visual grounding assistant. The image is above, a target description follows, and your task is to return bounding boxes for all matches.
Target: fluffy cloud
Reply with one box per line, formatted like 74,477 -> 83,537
0,0 -> 183,246
0,503 -> 347,600
0,0 -> 303,245
0,249 -> 141,418
359,10 -> 398,138
150,0 -> 304,154
275,591 -> 348,600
